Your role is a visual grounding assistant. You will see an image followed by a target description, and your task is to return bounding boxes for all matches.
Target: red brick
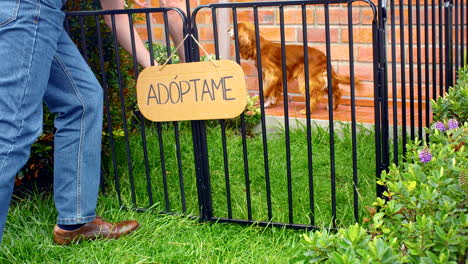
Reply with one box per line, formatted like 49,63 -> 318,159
241,61 -> 258,76
315,7 -> 360,25
298,28 -> 339,43
136,26 -> 164,41
195,10 -> 213,24
337,63 -> 374,82
245,76 -> 260,92
236,10 -> 276,25
198,26 -> 214,41
361,9 -> 376,25
151,12 -> 164,24
357,45 -> 374,62
274,9 -> 315,25
199,43 -> 216,54
387,25 -> 438,45
341,27 -> 373,43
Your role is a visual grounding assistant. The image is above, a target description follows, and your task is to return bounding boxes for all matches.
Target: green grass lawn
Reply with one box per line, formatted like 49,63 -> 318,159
109,121 -> 377,227
1,121 -> 378,263
1,194 -> 304,263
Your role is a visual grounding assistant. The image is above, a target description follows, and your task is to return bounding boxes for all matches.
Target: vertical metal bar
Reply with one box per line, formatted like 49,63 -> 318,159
128,13 -> 154,206
347,3 -> 359,223
233,7 -> 250,221
157,123 -> 170,212
301,4 -> 315,226
390,0 -> 398,165
408,0 -> 415,140
185,0 -> 191,27
79,16 -> 88,61
279,5 -> 294,225
111,14 -> 137,207
399,0 -> 407,156
445,0 -> 453,89
95,15 -> 122,206
200,120 -> 213,221
432,0 -> 437,101
439,0 -> 444,96
220,120 -> 232,219
416,0 -> 423,139
64,16 -> 71,33
154,11 -> 172,211
424,0 -> 430,136
254,6 -> 272,221
191,120 -> 213,221
324,4 -> 336,227
455,0 -> 459,73
173,122 -> 187,213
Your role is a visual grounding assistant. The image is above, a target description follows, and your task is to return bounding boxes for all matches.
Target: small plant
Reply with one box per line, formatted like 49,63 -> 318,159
205,94 -> 261,134
145,42 -> 181,65
200,54 -> 217,62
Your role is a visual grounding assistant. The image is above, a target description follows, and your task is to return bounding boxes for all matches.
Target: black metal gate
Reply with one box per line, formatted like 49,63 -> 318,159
64,0 -> 466,229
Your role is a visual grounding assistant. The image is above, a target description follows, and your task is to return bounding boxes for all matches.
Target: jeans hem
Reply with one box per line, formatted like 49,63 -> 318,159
57,215 -> 96,225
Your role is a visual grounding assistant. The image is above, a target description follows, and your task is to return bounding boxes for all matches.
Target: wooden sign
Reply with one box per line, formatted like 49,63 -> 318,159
136,60 -> 247,122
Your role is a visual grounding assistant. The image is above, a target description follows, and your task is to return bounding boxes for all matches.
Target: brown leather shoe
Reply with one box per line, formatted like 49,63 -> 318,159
53,216 -> 140,245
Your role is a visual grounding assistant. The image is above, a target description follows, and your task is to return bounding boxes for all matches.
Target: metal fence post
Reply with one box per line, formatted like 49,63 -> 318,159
186,6 -> 214,222
375,0 -> 390,198
191,120 -> 213,222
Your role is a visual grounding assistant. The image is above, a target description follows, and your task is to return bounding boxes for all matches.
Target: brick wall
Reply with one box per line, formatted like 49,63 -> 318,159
132,0 -> 467,108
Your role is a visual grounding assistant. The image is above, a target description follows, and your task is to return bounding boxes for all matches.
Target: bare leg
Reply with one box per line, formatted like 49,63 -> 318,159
160,0 -> 186,62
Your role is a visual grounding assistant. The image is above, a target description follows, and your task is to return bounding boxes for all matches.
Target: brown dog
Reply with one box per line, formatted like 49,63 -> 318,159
229,22 -> 359,113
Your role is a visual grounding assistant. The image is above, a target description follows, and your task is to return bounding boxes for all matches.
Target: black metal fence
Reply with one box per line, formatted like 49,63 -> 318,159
65,0 -> 466,230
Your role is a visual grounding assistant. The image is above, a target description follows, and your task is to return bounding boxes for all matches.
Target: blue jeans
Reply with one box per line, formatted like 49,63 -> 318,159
0,0 -> 103,243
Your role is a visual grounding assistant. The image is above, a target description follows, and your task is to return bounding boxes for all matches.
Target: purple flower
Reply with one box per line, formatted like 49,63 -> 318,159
434,121 -> 446,132
447,119 -> 459,130
419,148 -> 432,163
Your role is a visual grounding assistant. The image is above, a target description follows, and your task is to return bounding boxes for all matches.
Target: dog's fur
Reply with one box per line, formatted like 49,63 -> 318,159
229,22 -> 359,113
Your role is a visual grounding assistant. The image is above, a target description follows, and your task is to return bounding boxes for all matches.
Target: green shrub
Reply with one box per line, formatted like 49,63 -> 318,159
299,122 -> 467,263
432,66 -> 468,123
299,69 -> 468,263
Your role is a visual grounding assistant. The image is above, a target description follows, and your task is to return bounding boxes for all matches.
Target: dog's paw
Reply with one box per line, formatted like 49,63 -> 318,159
264,98 -> 272,108
263,97 -> 277,108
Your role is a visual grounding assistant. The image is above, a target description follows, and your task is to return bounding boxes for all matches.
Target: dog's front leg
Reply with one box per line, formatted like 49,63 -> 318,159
262,71 -> 280,108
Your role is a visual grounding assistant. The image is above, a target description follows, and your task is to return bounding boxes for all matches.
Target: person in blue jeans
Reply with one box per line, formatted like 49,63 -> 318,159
0,0 -> 156,245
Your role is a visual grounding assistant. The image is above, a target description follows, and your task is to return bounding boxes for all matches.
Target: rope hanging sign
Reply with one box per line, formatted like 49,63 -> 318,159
136,35 -> 247,122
